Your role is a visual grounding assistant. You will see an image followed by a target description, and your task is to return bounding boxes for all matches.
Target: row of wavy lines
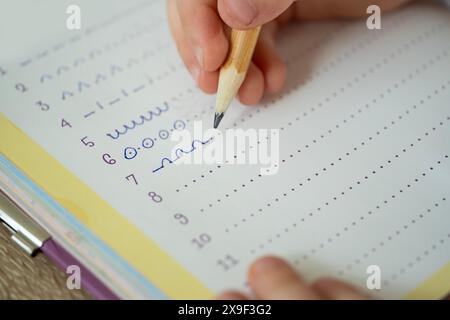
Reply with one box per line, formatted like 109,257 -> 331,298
106,102 -> 170,140
152,137 -> 214,173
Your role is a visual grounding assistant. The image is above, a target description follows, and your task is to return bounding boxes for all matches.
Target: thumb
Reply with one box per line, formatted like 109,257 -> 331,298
218,0 -> 296,29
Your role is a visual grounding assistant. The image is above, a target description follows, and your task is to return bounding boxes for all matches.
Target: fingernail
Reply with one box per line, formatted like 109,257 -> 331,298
225,0 -> 258,26
194,46 -> 204,69
189,65 -> 200,85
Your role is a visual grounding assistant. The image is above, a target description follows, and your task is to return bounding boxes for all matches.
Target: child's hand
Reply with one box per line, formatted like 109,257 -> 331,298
217,256 -> 369,300
168,0 -> 411,105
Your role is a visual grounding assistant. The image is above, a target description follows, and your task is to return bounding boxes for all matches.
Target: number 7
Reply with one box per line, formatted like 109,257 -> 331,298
125,174 -> 138,185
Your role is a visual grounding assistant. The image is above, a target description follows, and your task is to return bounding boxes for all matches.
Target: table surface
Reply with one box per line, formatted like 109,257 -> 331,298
0,224 -> 90,299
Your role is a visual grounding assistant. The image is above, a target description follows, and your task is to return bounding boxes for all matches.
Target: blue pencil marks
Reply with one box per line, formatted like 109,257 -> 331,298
109,97 -> 121,105
152,137 -> 213,173
73,57 -> 86,67
57,65 -> 70,75
106,102 -> 170,140
36,50 -> 49,59
40,73 -> 53,83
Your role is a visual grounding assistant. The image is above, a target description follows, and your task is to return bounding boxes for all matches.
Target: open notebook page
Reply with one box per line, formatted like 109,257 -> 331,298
1,0 -> 449,298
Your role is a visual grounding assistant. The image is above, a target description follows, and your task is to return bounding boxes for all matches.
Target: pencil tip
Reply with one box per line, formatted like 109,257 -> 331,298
213,113 -> 224,129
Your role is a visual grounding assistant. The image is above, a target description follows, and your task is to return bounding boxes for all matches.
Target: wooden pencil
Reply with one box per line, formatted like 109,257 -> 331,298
213,26 -> 262,129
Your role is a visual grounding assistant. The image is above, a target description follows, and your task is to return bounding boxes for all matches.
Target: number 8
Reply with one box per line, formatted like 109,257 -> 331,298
148,191 -> 162,203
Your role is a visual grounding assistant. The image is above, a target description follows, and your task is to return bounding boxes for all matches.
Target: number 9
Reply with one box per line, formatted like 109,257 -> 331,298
174,213 -> 189,225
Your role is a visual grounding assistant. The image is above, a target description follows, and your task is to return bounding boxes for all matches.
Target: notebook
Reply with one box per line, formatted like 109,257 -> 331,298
1,0 -> 449,299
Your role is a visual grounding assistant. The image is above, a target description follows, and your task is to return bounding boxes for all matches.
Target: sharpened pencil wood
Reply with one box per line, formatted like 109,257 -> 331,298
213,26 -> 262,128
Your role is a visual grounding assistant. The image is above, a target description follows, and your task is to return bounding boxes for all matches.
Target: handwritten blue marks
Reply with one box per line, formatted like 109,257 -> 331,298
109,64 -> 123,76
89,49 -> 102,59
152,138 -> 213,173
95,73 -> 107,84
84,111 -> 96,119
126,57 -> 140,68
0,66 -> 7,77
57,65 -> 70,75
73,57 -> 86,67
36,50 -> 49,59
122,120 -> 187,160
77,81 -> 91,92
133,84 -> 146,93
40,74 -> 53,83
62,90 -> 74,100
20,59 -> 32,67
106,102 -> 170,140
109,97 -> 121,106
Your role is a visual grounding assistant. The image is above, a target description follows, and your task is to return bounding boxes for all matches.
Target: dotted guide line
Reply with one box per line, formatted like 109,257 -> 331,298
167,5 -> 417,135
383,232 -> 450,287
249,154 -> 449,254
18,1 -> 157,70
174,21 -> 450,194
195,71 -> 450,214
40,28 -> 169,85
237,21 -> 450,128
229,106 -> 450,235
61,50 -> 182,102
333,197 -> 448,277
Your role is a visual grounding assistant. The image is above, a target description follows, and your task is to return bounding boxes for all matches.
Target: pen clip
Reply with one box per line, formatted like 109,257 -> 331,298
0,191 -> 50,256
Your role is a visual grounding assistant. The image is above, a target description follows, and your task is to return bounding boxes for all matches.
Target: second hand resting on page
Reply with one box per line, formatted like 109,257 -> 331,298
168,0 -> 413,300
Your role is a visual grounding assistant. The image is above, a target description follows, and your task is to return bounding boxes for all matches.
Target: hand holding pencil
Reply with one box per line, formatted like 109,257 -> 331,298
168,0 -> 410,110
168,0 -> 291,107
